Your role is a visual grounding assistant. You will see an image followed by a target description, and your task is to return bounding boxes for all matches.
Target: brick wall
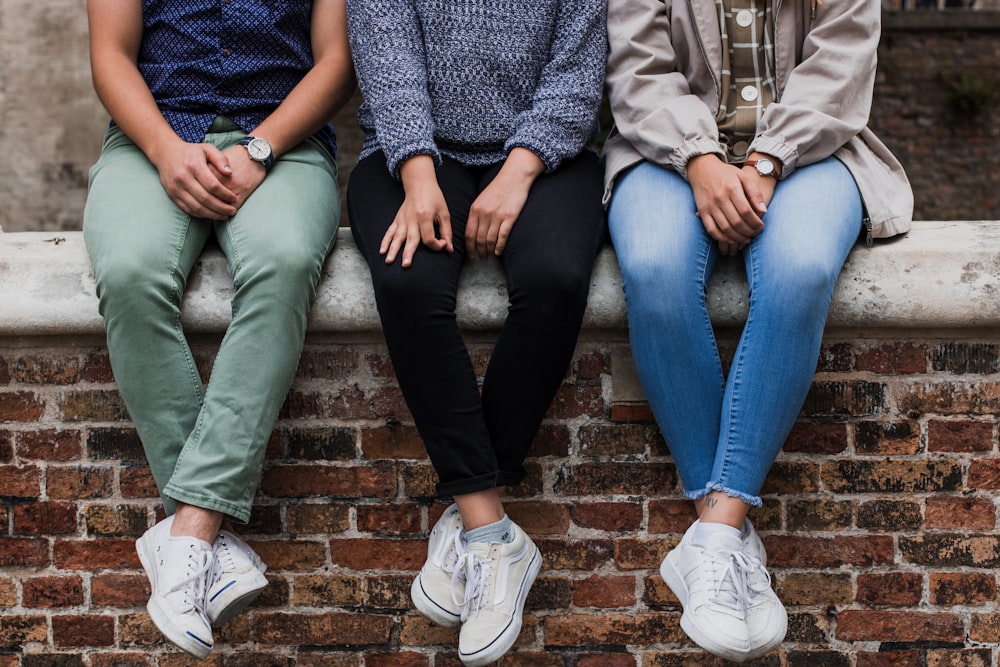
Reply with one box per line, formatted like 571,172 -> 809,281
2,330 -> 998,665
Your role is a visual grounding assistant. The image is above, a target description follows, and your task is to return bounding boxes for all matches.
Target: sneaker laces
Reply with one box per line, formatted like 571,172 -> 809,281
742,552 -> 773,602
210,533 -> 237,585
166,543 -> 213,610
456,548 -> 494,621
703,547 -> 752,613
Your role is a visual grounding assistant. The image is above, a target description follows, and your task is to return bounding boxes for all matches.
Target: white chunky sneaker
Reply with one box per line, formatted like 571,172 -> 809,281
206,529 -> 269,627
457,521 -> 541,667
411,503 -> 467,627
660,522 -> 752,662
741,521 -> 787,658
135,515 -> 215,658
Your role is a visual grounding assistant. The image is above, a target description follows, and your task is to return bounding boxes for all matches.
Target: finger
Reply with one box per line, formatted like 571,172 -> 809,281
485,220 -> 502,257
205,145 -> 233,176
380,222 -> 398,255
401,226 -> 423,268
476,217 -> 492,259
465,215 -> 480,258
383,225 -> 406,264
494,220 -> 513,256
438,213 -> 454,253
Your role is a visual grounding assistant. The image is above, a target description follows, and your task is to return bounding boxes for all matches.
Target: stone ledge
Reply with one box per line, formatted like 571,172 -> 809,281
1,221 -> 999,337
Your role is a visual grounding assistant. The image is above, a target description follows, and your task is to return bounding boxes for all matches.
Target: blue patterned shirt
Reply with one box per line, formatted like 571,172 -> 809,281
137,0 -> 336,155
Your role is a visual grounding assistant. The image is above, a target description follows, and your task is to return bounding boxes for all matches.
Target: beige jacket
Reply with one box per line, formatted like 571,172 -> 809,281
603,0 -> 913,239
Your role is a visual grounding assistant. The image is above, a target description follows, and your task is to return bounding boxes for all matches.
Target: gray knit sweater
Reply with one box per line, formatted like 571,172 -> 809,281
346,0 -> 608,177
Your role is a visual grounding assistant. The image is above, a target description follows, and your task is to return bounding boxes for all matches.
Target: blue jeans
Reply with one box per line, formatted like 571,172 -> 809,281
608,158 -> 862,506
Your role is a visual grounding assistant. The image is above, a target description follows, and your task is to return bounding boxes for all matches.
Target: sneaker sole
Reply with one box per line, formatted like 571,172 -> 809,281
410,572 -> 462,628
458,546 -> 542,667
660,550 -> 751,662
136,534 -> 213,659
207,568 -> 269,627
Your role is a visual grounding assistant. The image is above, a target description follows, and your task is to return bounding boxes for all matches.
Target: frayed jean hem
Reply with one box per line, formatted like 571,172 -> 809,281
684,482 -> 763,508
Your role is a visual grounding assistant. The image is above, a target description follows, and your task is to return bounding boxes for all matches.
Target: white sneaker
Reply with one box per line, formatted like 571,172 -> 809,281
206,529 -> 269,627
457,521 -> 541,667
660,522 -> 752,662
135,515 -> 215,658
742,521 -> 787,658
410,503 -> 466,627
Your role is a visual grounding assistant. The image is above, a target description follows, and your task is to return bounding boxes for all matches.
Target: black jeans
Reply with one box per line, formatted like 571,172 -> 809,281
348,150 -> 606,496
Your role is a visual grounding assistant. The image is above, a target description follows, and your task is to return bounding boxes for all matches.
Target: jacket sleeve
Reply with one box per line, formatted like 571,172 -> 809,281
605,0 -> 724,178
505,0 -> 608,171
750,1 -> 880,178
346,0 -> 439,178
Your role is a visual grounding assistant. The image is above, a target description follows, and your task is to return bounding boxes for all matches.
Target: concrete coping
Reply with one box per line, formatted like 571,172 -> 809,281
1,221 -> 999,338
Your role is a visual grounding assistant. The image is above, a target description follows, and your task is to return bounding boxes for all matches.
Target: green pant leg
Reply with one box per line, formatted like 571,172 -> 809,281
163,135 -> 340,523
83,126 -> 213,510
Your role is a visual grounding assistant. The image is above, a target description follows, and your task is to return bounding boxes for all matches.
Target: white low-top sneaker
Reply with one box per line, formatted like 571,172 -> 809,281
411,503 -> 467,627
457,521 -> 541,667
660,522 -> 752,662
135,515 -> 215,658
206,529 -> 269,627
741,521 -> 788,658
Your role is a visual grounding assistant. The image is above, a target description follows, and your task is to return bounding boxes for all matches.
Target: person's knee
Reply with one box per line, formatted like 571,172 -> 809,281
93,254 -> 176,307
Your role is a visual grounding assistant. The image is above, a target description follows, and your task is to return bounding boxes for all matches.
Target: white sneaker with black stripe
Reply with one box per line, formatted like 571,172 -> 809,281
457,521 -> 541,666
411,503 -> 467,627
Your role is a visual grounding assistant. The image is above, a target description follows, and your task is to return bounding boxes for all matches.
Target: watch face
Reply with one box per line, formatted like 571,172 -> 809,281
247,138 -> 271,160
756,158 -> 775,176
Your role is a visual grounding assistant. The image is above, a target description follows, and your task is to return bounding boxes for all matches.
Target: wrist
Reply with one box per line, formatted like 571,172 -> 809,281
743,154 -> 782,179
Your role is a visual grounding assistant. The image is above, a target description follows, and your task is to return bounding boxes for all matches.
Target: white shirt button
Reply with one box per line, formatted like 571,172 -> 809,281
736,9 -> 754,27
741,85 -> 759,102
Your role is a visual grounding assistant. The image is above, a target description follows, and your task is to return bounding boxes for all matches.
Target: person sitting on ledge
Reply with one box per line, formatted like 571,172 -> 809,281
82,0 -> 354,658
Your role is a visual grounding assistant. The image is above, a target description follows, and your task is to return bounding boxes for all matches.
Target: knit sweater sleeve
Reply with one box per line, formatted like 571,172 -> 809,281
346,0 -> 440,177
505,0 -> 608,171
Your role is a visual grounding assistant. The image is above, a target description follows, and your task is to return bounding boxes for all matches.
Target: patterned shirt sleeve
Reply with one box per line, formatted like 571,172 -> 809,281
505,0 -> 608,171
346,0 -> 440,178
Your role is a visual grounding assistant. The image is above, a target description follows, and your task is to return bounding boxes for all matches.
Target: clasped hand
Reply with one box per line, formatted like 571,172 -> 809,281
153,140 -> 267,220
687,154 -> 776,256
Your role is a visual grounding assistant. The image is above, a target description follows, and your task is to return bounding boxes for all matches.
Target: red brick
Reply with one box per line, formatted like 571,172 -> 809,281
54,538 -> 140,570
555,462 -> 676,496
925,496 -> 996,530
578,423 -> 656,457
58,389 -> 131,421
572,575 -> 636,608
0,464 -> 40,498
613,537 -> 672,571
254,611 -> 393,646
969,612 -> 1000,643
364,653 -> 430,667
930,572 -> 996,605
361,424 -> 426,460
296,347 -> 359,380
13,501 -> 78,535
251,539 -> 327,570
11,355 -> 80,384
787,500 -> 853,531
80,351 -> 115,383
783,421 -> 849,454
900,534 -> 1000,568
762,460 -> 821,494
778,572 -> 852,606
291,574 -> 364,607
854,421 -> 921,455
0,577 -> 15,608
285,425 -> 357,461
507,501 -> 569,536
14,429 -> 82,461
932,342 -> 999,374
575,351 -> 606,381
22,575 -> 84,608
119,464 -> 158,498
0,357 -> 8,385
535,538 -> 613,571
927,419 -> 994,453
766,536 -> 894,568
818,342 -> 854,372
91,574 -> 149,607
858,499 -> 923,531
365,574 -> 415,611
528,423 -> 572,458
573,501 -> 644,532
260,463 -> 396,498
545,384 -> 605,419
855,343 -> 927,374
89,653 -> 152,667
85,503 -> 148,537
856,572 -> 923,607
821,459 -> 962,493
856,652 -> 921,667
357,503 -> 422,536
0,391 -> 45,422
287,503 -> 352,535
0,614 -> 48,649
926,649 -> 993,667
802,380 -> 886,417
0,431 -> 10,462
835,611 -> 964,643
573,655 -> 636,667
609,403 -> 654,423
46,465 -> 115,499
544,612 -> 683,646
0,538 -> 49,567
897,381 -> 1000,416
329,537 -> 425,571
52,614 -> 115,647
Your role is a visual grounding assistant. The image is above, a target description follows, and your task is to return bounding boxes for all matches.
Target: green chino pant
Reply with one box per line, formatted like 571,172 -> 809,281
83,117 -> 339,523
